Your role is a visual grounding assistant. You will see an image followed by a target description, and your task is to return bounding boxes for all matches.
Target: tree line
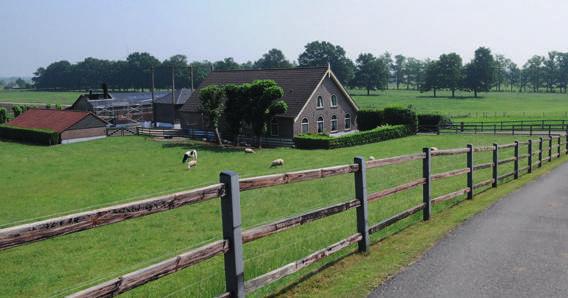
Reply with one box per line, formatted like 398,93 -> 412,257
30,41 -> 568,97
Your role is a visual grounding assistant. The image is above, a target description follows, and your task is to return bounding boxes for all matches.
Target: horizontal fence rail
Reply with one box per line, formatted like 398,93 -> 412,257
2,136 -> 568,297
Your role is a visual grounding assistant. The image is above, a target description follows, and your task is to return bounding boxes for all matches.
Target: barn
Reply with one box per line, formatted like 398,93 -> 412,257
8,109 -> 108,144
153,88 -> 193,128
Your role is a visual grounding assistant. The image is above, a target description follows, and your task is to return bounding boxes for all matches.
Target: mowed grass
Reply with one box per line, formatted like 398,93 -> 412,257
0,89 -> 79,105
0,135 -> 531,297
351,89 -> 568,122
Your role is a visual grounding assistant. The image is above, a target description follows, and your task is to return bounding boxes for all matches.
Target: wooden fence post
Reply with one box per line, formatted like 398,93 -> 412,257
528,139 -> 533,174
539,137 -> 543,167
557,136 -> 561,157
529,125 -> 533,136
353,157 -> 370,253
514,141 -> 519,179
460,122 -> 464,132
492,143 -> 499,187
548,137 -> 553,161
422,148 -> 431,221
565,130 -> 568,154
220,171 -> 245,298
466,144 -> 474,199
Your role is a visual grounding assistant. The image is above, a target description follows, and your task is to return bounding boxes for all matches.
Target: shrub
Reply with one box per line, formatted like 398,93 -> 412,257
357,109 -> 385,131
417,114 -> 452,132
0,125 -> 60,145
45,104 -> 51,109
294,125 -> 411,149
12,105 -> 23,117
55,104 -> 62,110
0,108 -> 6,124
383,107 -> 418,133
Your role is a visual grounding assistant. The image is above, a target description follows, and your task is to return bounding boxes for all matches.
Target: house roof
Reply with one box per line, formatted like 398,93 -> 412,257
8,109 -> 106,133
179,67 -> 330,118
155,88 -> 193,105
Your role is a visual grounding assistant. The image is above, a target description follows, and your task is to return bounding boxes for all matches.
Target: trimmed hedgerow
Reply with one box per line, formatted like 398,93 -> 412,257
383,107 -> 418,133
417,114 -> 452,132
356,109 -> 385,131
0,125 -> 60,145
294,125 -> 411,149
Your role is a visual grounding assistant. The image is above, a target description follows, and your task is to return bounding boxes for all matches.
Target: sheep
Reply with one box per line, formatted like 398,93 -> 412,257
430,147 -> 439,151
270,158 -> 284,167
369,156 -> 376,160
244,148 -> 255,154
187,160 -> 197,169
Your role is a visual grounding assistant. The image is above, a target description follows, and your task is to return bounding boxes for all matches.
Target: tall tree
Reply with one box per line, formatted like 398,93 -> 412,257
462,47 -> 495,98
126,52 -> 160,90
421,60 -> 443,97
556,52 -> 568,93
438,53 -> 463,97
254,48 -> 292,69
224,84 -> 248,144
494,54 -> 510,92
393,55 -> 406,89
351,53 -> 388,95
543,52 -> 558,92
298,41 -> 355,84
405,57 -> 425,90
213,57 -> 240,71
380,52 -> 393,89
523,55 -> 544,92
198,85 -> 225,145
242,80 -> 286,148
506,62 -> 520,92
190,60 -> 213,87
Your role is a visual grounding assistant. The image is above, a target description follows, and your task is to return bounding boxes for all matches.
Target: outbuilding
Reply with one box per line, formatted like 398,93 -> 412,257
8,109 -> 108,144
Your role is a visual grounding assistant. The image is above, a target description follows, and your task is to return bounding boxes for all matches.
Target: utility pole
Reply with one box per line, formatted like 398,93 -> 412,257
151,66 -> 156,127
171,66 -> 176,125
189,65 -> 194,91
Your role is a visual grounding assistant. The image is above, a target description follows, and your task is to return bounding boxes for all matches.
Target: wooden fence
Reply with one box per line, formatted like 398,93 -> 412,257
1,135 -> 568,297
429,119 -> 568,136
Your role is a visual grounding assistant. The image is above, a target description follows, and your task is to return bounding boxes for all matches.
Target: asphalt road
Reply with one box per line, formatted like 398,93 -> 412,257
369,162 -> 568,298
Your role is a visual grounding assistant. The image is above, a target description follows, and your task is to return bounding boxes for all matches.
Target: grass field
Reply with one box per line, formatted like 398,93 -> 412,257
351,89 -> 568,122
0,89 -> 80,105
0,134 -> 532,297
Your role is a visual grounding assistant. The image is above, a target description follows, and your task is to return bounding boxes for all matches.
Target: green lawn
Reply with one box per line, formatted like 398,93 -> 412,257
0,89 -> 79,105
351,89 -> 568,122
0,134 -> 533,297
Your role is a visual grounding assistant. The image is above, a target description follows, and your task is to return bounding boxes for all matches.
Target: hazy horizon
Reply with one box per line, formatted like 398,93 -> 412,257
2,0 -> 568,77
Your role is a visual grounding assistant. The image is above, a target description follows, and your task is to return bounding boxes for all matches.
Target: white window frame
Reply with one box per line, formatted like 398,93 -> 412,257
316,96 -> 324,109
317,116 -> 324,133
301,118 -> 309,134
331,115 -> 338,132
331,94 -> 338,107
345,113 -> 351,130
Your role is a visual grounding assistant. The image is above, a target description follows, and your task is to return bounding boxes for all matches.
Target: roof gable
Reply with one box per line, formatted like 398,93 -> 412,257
8,109 -> 106,133
179,67 -> 329,117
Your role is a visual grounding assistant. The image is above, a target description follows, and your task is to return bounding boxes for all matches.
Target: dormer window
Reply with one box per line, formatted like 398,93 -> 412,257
331,95 -> 337,107
316,96 -> 324,109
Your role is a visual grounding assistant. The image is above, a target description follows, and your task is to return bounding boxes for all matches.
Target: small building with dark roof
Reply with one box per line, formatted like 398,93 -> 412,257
178,66 -> 358,146
70,91 -> 167,125
154,88 -> 192,127
8,109 -> 108,144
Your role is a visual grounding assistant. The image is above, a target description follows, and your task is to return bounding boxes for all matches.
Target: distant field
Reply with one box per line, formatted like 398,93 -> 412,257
0,134 -> 528,297
351,89 -> 568,122
0,89 -> 79,105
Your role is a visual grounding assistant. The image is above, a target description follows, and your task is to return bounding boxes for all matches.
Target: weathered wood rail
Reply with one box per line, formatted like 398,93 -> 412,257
2,137 -> 567,298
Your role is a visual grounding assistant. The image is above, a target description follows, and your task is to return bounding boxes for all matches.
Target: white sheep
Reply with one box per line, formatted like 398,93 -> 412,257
244,148 -> 255,154
430,147 -> 439,151
369,156 -> 376,160
270,158 -> 284,167
187,160 -> 198,169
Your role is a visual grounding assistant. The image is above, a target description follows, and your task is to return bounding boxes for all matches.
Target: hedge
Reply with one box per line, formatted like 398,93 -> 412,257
418,114 -> 452,132
383,107 -> 418,133
357,109 -> 385,131
294,125 -> 411,149
0,125 -> 60,145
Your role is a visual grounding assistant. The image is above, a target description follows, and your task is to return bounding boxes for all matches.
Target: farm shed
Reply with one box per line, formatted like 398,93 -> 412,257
69,90 -> 167,125
8,109 -> 108,144
179,65 -> 359,146
154,88 -> 192,128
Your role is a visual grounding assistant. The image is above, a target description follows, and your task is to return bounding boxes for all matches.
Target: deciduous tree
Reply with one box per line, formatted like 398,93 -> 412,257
298,41 -> 354,85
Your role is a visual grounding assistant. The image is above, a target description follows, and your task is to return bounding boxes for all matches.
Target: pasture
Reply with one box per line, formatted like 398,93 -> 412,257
351,89 -> 568,122
0,134 -> 532,297
0,89 -> 79,105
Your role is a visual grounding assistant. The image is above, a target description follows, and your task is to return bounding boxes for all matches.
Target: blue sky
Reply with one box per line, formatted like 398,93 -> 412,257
1,0 -> 568,77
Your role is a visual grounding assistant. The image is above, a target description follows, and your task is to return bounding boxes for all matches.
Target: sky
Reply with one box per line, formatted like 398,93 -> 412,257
1,0 -> 568,77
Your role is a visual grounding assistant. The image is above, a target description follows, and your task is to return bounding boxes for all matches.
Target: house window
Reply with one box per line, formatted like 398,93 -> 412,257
270,118 -> 279,136
316,96 -> 324,109
345,113 -> 351,130
301,118 -> 309,134
331,115 -> 338,131
331,95 -> 337,107
317,116 -> 324,133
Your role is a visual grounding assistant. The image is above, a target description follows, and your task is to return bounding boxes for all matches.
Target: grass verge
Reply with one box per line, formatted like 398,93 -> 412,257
273,155 -> 568,297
